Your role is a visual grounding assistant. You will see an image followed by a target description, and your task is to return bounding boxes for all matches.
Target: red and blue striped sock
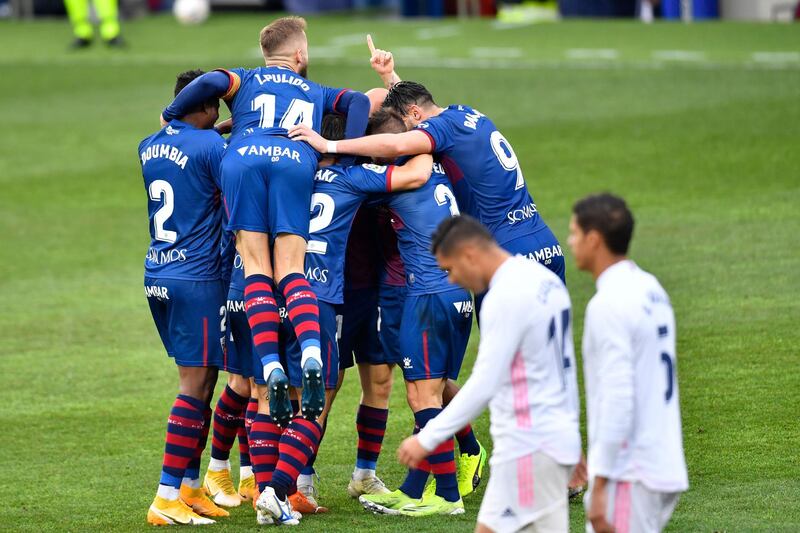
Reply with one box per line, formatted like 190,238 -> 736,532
278,273 -> 321,367
244,274 -> 281,377
249,413 -> 281,493
300,417 -> 327,476
238,422 -> 251,469
158,394 -> 205,497
422,408 -> 459,502
455,424 -> 481,456
210,385 -> 248,464
184,407 -> 211,486
270,417 -> 322,500
355,404 -> 388,471
398,411 -> 435,499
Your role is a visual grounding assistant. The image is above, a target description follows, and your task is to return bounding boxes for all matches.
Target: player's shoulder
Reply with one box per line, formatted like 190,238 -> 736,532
138,130 -> 160,153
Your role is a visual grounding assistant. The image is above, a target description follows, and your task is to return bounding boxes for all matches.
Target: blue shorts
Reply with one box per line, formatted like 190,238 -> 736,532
280,300 -> 340,390
399,288 -> 473,382
221,136 -> 317,240
225,287 -> 254,378
339,287 -> 384,370
378,284 -> 407,366
501,225 -> 565,284
145,277 -> 226,368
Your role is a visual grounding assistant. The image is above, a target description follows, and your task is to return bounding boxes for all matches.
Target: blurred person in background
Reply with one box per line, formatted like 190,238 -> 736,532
65,0 -> 123,48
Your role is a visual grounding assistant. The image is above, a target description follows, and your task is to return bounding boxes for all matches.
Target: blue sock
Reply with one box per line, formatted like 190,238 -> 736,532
398,408 -> 440,499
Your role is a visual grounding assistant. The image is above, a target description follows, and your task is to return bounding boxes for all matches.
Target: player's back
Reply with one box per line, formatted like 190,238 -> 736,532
480,256 -> 581,465
225,66 -> 341,152
584,260 -> 688,492
386,162 -> 460,295
417,105 -> 541,245
139,120 -> 226,280
305,163 -> 389,304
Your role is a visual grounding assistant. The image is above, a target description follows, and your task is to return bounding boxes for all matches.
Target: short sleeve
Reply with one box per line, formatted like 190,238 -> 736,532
345,164 -> 395,194
322,86 -> 349,113
415,115 -> 454,154
214,68 -> 245,101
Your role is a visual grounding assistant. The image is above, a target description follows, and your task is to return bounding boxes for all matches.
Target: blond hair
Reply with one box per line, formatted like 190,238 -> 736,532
259,16 -> 307,57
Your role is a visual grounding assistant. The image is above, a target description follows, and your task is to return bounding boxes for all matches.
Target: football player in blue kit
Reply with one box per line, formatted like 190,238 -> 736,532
288,44 -> 565,287
353,109 -> 473,518
200,239 -> 259,508
141,70 -> 231,526
159,17 -> 370,524
276,114 -> 435,517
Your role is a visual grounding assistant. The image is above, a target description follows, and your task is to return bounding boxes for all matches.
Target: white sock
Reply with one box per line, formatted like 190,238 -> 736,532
182,476 -> 201,489
263,361 -> 284,383
240,465 -> 253,479
353,467 -> 376,481
157,484 -> 180,500
300,345 -> 322,368
297,473 -> 314,488
208,458 -> 230,472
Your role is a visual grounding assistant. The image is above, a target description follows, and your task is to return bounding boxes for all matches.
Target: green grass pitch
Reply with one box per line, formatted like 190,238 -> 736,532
0,13 -> 798,532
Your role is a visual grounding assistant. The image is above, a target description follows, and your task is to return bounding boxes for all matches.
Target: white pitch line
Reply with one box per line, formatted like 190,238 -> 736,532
751,51 -> 800,63
3,54 -> 800,72
565,48 -> 619,60
652,50 -> 706,61
416,26 -> 461,40
308,46 -> 346,59
471,47 -> 524,58
328,33 -> 367,47
393,47 -> 439,58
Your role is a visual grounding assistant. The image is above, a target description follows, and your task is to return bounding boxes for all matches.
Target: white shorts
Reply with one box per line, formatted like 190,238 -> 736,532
477,452 -> 573,533
584,480 -> 681,533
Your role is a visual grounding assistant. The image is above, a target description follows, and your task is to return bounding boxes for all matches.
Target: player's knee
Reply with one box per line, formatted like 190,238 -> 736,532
227,373 -> 250,397
369,374 -> 393,402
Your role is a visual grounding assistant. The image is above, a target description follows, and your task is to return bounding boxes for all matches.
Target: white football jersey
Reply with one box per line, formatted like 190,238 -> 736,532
583,260 -> 689,493
418,255 -> 581,467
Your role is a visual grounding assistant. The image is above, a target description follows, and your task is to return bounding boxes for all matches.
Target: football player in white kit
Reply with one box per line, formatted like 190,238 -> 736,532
567,193 -> 688,533
398,215 -> 581,533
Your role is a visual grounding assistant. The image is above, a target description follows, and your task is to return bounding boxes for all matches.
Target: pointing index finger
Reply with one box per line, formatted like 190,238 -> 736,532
367,34 -> 376,55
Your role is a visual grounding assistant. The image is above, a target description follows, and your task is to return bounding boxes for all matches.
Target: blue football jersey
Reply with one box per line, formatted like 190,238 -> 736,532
416,105 -> 542,245
220,66 -> 346,159
305,163 -> 393,304
139,120 -> 226,280
384,162 -> 461,296
220,229 -> 244,291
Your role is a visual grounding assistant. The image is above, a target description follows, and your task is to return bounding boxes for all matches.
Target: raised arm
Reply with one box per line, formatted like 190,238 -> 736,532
161,70 -> 233,123
288,124 -> 432,159
367,34 -> 401,89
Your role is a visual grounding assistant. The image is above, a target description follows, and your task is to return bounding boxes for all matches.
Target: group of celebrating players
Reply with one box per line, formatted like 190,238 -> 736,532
139,15 -> 688,533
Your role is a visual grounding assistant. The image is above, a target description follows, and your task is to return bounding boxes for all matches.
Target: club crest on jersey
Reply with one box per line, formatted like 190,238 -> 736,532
403,358 -> 413,369
453,300 -> 474,318
165,125 -> 180,135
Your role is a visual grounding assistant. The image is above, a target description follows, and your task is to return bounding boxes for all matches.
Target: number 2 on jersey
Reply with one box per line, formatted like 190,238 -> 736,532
434,183 -> 460,217
252,94 -> 314,129
149,179 -> 177,243
307,193 -> 334,255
